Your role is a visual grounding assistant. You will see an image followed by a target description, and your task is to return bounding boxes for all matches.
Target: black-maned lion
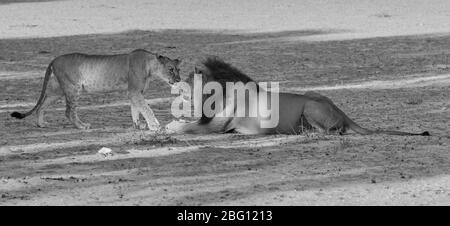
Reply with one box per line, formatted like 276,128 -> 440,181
11,49 -> 181,130
166,57 -> 430,136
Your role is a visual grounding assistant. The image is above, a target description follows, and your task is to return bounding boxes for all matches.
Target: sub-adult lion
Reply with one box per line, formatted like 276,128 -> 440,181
166,57 -> 430,136
11,49 -> 181,130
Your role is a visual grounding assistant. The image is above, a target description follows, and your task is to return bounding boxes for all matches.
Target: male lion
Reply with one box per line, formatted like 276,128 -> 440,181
166,57 -> 430,136
11,49 -> 181,130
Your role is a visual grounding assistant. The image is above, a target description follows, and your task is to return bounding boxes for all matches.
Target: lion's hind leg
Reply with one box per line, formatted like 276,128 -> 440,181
36,94 -> 61,127
36,78 -> 63,128
298,114 -> 314,134
303,98 -> 346,135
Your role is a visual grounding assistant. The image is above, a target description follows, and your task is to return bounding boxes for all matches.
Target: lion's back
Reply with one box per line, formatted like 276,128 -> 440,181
51,52 -> 134,92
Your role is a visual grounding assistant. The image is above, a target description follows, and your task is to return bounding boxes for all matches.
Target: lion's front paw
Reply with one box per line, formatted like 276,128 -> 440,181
75,122 -> 91,130
165,120 -> 186,134
132,121 -> 148,130
147,125 -> 162,133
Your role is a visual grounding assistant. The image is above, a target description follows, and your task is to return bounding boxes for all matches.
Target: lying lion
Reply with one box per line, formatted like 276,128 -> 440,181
11,49 -> 181,130
166,57 -> 429,136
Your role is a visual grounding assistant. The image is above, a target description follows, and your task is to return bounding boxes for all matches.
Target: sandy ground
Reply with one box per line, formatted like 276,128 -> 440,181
1,0 -> 450,40
0,1 -> 449,206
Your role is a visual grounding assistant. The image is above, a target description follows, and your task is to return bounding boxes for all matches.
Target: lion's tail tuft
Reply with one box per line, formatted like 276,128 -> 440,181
10,111 -> 26,119
10,62 -> 53,120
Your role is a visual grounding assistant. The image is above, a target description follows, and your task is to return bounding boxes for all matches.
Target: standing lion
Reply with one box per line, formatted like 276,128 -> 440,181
11,49 -> 181,131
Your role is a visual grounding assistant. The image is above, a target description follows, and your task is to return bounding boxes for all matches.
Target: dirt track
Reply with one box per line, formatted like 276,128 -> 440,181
1,0 -> 450,205
0,29 -> 449,205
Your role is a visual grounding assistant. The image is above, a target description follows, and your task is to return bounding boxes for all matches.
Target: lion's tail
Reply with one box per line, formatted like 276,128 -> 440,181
11,62 -> 53,119
346,117 -> 430,136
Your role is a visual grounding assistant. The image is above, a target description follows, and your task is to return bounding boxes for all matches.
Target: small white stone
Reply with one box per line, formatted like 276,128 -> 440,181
98,147 -> 113,156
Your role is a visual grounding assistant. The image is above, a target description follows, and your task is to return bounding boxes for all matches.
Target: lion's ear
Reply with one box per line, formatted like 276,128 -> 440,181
156,54 -> 164,62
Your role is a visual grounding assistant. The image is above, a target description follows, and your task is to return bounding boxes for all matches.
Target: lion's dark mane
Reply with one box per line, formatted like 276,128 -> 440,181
194,57 -> 257,125
202,57 -> 255,84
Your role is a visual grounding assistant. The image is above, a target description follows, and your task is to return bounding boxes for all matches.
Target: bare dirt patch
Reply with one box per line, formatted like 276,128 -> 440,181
0,30 -> 449,205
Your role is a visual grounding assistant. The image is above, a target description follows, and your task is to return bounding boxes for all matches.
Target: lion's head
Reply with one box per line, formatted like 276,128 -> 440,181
177,57 -> 257,122
155,54 -> 181,85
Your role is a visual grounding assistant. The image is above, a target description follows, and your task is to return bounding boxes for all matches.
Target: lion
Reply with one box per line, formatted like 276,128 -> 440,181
11,49 -> 181,130
166,57 -> 430,136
